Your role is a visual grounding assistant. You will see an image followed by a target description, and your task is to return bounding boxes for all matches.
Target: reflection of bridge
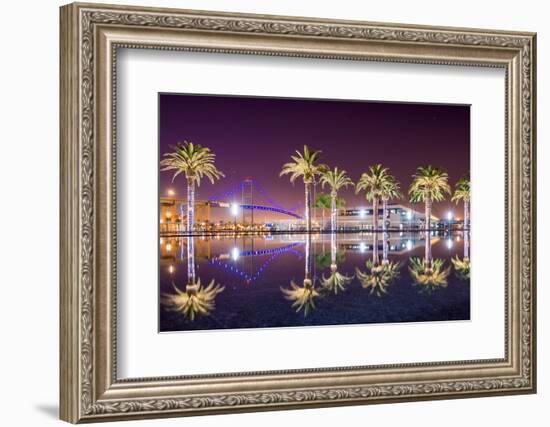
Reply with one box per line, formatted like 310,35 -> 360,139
209,242 -> 303,283
214,242 -> 302,260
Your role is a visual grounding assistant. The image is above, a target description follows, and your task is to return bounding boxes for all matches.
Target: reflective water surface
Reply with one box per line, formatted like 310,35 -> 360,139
159,231 -> 470,332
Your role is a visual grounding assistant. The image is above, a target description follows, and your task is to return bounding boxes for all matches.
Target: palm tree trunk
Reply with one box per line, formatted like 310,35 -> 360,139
330,230 -> 337,272
187,177 -> 195,233
304,232 -> 311,284
304,182 -> 311,232
464,200 -> 469,230
424,230 -> 432,269
423,188 -> 433,269
463,200 -> 470,260
382,197 -> 388,232
372,197 -> 379,231
322,217 -> 326,253
382,231 -> 389,264
372,232 -> 379,266
330,191 -> 337,232
425,198 -> 432,231
186,235 -> 196,287
312,181 -> 317,227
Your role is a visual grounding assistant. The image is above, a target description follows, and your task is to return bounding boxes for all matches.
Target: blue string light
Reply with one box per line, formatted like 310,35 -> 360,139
208,242 -> 303,283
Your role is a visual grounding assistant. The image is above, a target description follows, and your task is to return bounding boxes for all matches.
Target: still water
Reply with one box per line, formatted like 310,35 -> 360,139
159,231 -> 470,332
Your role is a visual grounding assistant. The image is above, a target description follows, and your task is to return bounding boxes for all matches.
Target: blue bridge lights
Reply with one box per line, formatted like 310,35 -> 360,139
210,178 -> 304,220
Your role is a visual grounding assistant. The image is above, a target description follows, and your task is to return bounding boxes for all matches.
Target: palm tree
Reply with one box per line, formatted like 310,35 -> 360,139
161,278 -> 225,321
450,177 -> 470,282
408,165 -> 451,231
356,260 -> 401,297
281,233 -> 319,316
160,141 -> 225,233
281,279 -> 320,316
356,164 -> 393,231
452,177 -> 471,231
451,255 -> 470,281
321,231 -> 352,294
380,176 -> 402,233
161,234 -> 225,321
315,193 -> 331,231
356,231 -> 401,296
280,145 -> 326,231
316,249 -> 345,269
320,167 -> 354,232
409,257 -> 451,294
451,218 -> 471,281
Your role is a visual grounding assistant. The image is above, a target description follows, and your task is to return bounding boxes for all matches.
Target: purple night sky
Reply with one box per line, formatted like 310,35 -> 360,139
159,93 -> 470,219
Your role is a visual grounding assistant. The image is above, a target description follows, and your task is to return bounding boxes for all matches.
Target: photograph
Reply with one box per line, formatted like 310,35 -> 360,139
158,94 -> 471,332
54,2 -> 537,422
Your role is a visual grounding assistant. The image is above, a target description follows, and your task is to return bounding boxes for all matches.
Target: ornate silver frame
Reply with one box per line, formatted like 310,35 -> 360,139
60,2 -> 537,423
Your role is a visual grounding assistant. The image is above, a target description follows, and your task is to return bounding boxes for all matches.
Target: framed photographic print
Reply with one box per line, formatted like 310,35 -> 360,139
60,2 -> 537,423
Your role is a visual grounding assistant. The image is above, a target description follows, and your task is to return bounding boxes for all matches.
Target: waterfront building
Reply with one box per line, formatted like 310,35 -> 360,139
160,197 -> 462,234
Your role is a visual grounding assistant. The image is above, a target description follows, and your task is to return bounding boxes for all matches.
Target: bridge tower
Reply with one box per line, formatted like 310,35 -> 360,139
241,178 -> 254,226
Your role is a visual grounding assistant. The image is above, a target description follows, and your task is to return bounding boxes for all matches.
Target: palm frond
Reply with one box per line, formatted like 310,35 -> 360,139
451,255 -> 470,280
355,164 -> 395,201
408,165 -> 451,203
280,145 -> 324,184
319,167 -> 354,194
409,256 -> 451,293
381,175 -> 402,201
315,193 -> 332,209
281,279 -> 320,317
356,260 -> 401,297
160,141 -> 225,186
161,278 -> 225,321
451,176 -> 471,204
321,269 -> 353,294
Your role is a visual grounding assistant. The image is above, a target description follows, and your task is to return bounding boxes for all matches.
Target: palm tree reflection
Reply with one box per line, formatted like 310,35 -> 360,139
281,279 -> 320,316
409,232 -> 451,293
356,232 -> 401,297
451,231 -> 470,281
321,231 -> 352,294
162,235 -> 224,321
281,233 -> 320,316
451,256 -> 470,281
162,278 -> 225,321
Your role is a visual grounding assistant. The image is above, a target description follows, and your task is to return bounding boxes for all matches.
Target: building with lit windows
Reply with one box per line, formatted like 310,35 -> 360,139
276,204 -> 433,232
159,197 -> 455,234
335,204 -> 431,231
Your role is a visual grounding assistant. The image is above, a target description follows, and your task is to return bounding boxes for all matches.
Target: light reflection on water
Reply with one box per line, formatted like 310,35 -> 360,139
159,231 -> 470,332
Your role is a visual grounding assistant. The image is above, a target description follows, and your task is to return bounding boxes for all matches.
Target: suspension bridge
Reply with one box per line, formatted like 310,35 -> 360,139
207,178 -> 303,221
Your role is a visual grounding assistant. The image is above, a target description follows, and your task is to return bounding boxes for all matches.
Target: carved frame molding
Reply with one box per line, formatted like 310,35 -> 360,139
60,2 -> 536,423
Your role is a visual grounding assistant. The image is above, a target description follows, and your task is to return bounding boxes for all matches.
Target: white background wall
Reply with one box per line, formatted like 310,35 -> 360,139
0,0 -> 546,426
